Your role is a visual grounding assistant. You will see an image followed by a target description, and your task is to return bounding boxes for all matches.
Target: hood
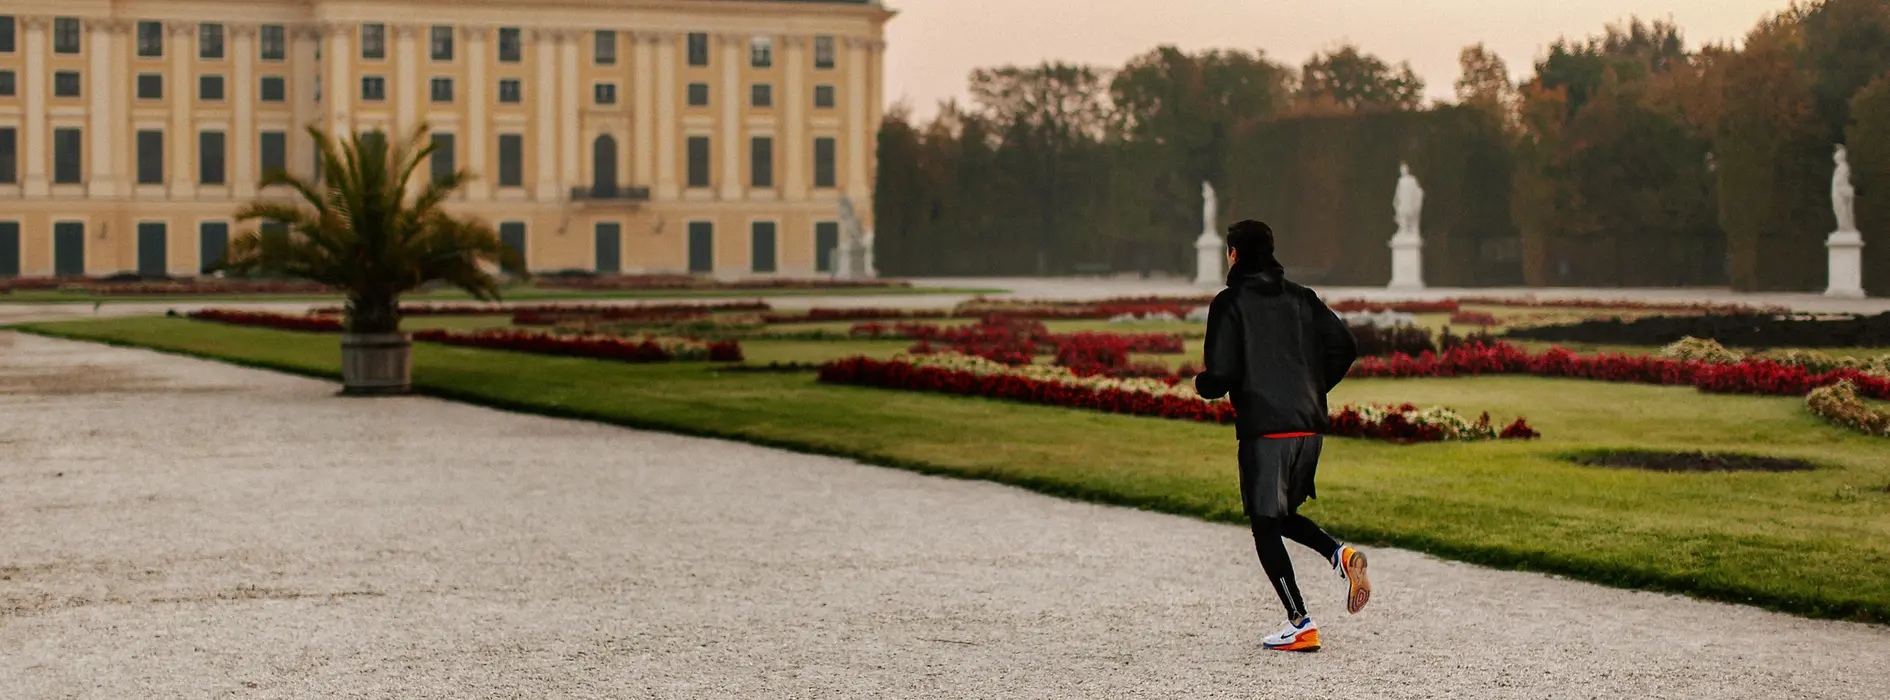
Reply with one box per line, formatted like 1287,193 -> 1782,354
1226,255 -> 1287,295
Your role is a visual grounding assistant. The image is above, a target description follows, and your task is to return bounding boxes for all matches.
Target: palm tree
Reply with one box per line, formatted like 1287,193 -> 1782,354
219,124 -> 519,395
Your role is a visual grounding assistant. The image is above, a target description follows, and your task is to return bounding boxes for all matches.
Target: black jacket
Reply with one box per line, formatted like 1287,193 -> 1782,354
1194,267 -> 1359,439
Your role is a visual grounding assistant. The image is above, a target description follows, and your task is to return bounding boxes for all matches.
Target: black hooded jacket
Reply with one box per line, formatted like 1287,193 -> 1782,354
1193,265 -> 1359,439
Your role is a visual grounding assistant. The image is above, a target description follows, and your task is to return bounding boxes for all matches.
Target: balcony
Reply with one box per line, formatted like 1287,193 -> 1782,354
570,186 -> 652,204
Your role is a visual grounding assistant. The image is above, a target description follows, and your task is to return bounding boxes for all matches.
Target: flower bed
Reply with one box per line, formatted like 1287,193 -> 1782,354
187,309 -> 344,332
818,353 -> 1536,442
1352,341 -> 1890,400
308,301 -> 771,318
1450,311 -> 1501,327
1,278 -> 332,295
1805,381 -> 1890,437
1505,311 -> 1890,349
411,328 -> 742,363
536,275 -> 910,291
764,308 -> 953,323
1329,299 -> 1462,314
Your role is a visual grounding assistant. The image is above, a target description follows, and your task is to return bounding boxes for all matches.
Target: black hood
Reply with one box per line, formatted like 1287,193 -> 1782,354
1227,255 -> 1287,294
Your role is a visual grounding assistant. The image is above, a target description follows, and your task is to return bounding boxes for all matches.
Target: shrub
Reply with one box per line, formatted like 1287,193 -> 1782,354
1806,380 -> 1890,436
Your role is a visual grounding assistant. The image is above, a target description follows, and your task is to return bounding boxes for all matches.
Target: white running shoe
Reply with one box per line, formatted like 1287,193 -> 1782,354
1262,617 -> 1320,652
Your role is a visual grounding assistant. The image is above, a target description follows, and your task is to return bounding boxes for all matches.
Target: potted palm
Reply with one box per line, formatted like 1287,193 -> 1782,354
219,125 -> 519,395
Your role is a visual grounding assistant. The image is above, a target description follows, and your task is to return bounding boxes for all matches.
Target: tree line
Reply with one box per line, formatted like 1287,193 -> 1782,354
874,0 -> 1890,295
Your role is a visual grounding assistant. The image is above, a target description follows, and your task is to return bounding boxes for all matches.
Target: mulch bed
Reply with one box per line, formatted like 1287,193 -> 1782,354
1505,312 -> 1890,349
1563,450 -> 1819,473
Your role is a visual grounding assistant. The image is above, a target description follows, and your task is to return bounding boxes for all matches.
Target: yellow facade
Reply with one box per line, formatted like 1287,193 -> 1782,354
0,0 -> 891,278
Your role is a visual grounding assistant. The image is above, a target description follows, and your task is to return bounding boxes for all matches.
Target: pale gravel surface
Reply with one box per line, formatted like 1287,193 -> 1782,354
2,331 -> 1888,700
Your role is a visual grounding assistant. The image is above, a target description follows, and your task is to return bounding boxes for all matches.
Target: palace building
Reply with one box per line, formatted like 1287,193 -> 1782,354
0,0 -> 891,278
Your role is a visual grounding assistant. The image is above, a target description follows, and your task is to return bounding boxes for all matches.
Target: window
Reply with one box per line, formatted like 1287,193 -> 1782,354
497,134 -> 523,187
750,136 -> 773,189
0,71 -> 14,97
750,36 -> 773,68
260,25 -> 285,60
594,30 -> 616,65
137,21 -> 162,57
815,35 -> 836,69
751,221 -> 777,273
361,76 -> 386,101
137,73 -> 162,99
498,27 -> 521,62
137,222 -> 167,277
199,131 -> 226,185
53,71 -> 80,98
136,130 -> 164,184
53,127 -> 82,184
0,221 -> 17,277
260,76 -> 286,102
260,131 -> 286,179
429,77 -> 453,103
498,222 -> 527,272
751,84 -> 772,108
687,82 -> 709,107
361,24 -> 386,59
199,74 -> 224,101
430,26 -> 453,61
0,128 -> 15,184
686,32 -> 709,66
199,24 -> 224,59
53,17 -> 80,55
687,221 -> 713,273
594,222 -> 620,273
498,79 -> 522,104
594,82 -> 616,105
686,136 -> 710,188
53,221 -> 84,276
0,16 -> 13,53
430,133 -> 455,183
200,222 -> 230,273
813,137 -> 836,189
815,84 -> 836,109
815,221 -> 839,272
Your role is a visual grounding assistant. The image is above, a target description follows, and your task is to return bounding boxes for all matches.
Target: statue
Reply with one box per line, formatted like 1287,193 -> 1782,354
1394,162 -> 1424,238
835,196 -> 869,280
1194,181 -> 1224,287
1388,162 -> 1425,290
1834,146 -> 1857,233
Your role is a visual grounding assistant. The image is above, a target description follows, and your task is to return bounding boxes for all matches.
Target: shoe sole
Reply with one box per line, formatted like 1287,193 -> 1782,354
1345,550 -> 1371,615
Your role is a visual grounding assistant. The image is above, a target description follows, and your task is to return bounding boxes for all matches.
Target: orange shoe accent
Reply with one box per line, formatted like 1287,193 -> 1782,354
1343,548 -> 1371,615
1270,628 -> 1321,652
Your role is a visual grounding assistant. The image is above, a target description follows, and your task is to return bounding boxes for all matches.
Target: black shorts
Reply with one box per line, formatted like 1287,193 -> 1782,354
1237,435 -> 1323,520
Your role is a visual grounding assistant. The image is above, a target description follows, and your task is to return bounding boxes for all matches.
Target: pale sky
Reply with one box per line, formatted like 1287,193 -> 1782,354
882,0 -> 1792,119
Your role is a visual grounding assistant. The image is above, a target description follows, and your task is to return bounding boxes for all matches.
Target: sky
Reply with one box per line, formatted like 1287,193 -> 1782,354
881,0 -> 1793,120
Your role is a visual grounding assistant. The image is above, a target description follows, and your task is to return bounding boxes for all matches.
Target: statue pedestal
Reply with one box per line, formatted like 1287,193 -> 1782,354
1825,230 -> 1866,299
1194,231 -> 1224,287
835,237 -> 864,280
1388,232 -> 1424,290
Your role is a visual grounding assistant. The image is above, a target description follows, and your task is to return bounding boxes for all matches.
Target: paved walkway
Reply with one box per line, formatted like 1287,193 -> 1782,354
2,332 -> 1886,699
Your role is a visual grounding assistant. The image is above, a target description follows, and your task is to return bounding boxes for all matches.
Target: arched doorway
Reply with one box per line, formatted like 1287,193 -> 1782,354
592,135 -> 618,196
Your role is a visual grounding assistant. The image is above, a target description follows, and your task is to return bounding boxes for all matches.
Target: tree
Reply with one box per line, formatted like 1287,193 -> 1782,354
969,62 -> 1113,274
1294,44 -> 1425,113
1846,73 -> 1890,296
1799,0 -> 1890,143
1455,43 -> 1514,121
219,125 -> 514,394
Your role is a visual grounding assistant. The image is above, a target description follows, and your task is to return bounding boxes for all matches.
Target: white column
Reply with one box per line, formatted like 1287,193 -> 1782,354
533,29 -> 558,201
559,30 -> 580,191
291,26 -> 320,180
844,38 -> 868,201
632,32 -> 655,187
719,34 -> 742,200
464,26 -> 489,200
654,33 -> 677,199
783,36 -> 807,200
326,24 -> 352,138
394,25 -> 418,137
169,23 -> 196,198
233,25 -> 256,197
21,17 -> 49,197
86,21 -> 117,197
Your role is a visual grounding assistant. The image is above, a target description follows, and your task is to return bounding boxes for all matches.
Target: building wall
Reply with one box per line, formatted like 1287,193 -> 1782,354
0,0 -> 889,278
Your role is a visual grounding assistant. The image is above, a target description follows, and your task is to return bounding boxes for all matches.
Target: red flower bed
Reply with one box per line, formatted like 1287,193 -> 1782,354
1329,299 -> 1462,314
1450,311 -> 1501,326
412,328 -> 743,363
187,309 -> 344,332
1351,342 -> 1890,400
767,308 -> 953,323
537,275 -> 910,291
310,301 -> 769,318
1454,296 -> 1786,315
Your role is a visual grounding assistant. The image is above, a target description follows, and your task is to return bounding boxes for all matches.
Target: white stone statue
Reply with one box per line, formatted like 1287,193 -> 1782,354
835,196 -> 869,280
1834,146 -> 1857,233
1826,145 -> 1866,298
862,227 -> 877,278
1388,162 -> 1425,290
1193,181 -> 1224,287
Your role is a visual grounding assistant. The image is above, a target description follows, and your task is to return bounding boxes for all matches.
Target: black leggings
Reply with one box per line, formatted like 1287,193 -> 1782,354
1248,513 -> 1340,621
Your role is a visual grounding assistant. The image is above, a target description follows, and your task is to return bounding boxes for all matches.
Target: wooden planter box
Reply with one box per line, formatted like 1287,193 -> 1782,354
340,333 -> 412,396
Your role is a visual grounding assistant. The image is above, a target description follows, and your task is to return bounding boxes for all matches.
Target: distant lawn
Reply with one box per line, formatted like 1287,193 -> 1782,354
14,316 -> 1890,624
0,284 -> 1006,305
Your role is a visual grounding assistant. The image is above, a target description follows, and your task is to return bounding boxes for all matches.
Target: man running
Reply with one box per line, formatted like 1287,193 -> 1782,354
1194,219 -> 1370,653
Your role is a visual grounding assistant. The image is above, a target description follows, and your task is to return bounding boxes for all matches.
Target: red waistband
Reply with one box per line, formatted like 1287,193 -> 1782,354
1262,432 -> 1317,439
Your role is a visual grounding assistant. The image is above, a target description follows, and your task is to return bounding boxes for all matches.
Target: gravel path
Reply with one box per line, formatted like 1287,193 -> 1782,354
2,331 -> 1886,699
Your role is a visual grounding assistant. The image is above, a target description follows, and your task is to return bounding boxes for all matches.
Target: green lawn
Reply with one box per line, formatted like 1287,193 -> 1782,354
0,284 -> 1006,305
15,316 -> 1890,624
